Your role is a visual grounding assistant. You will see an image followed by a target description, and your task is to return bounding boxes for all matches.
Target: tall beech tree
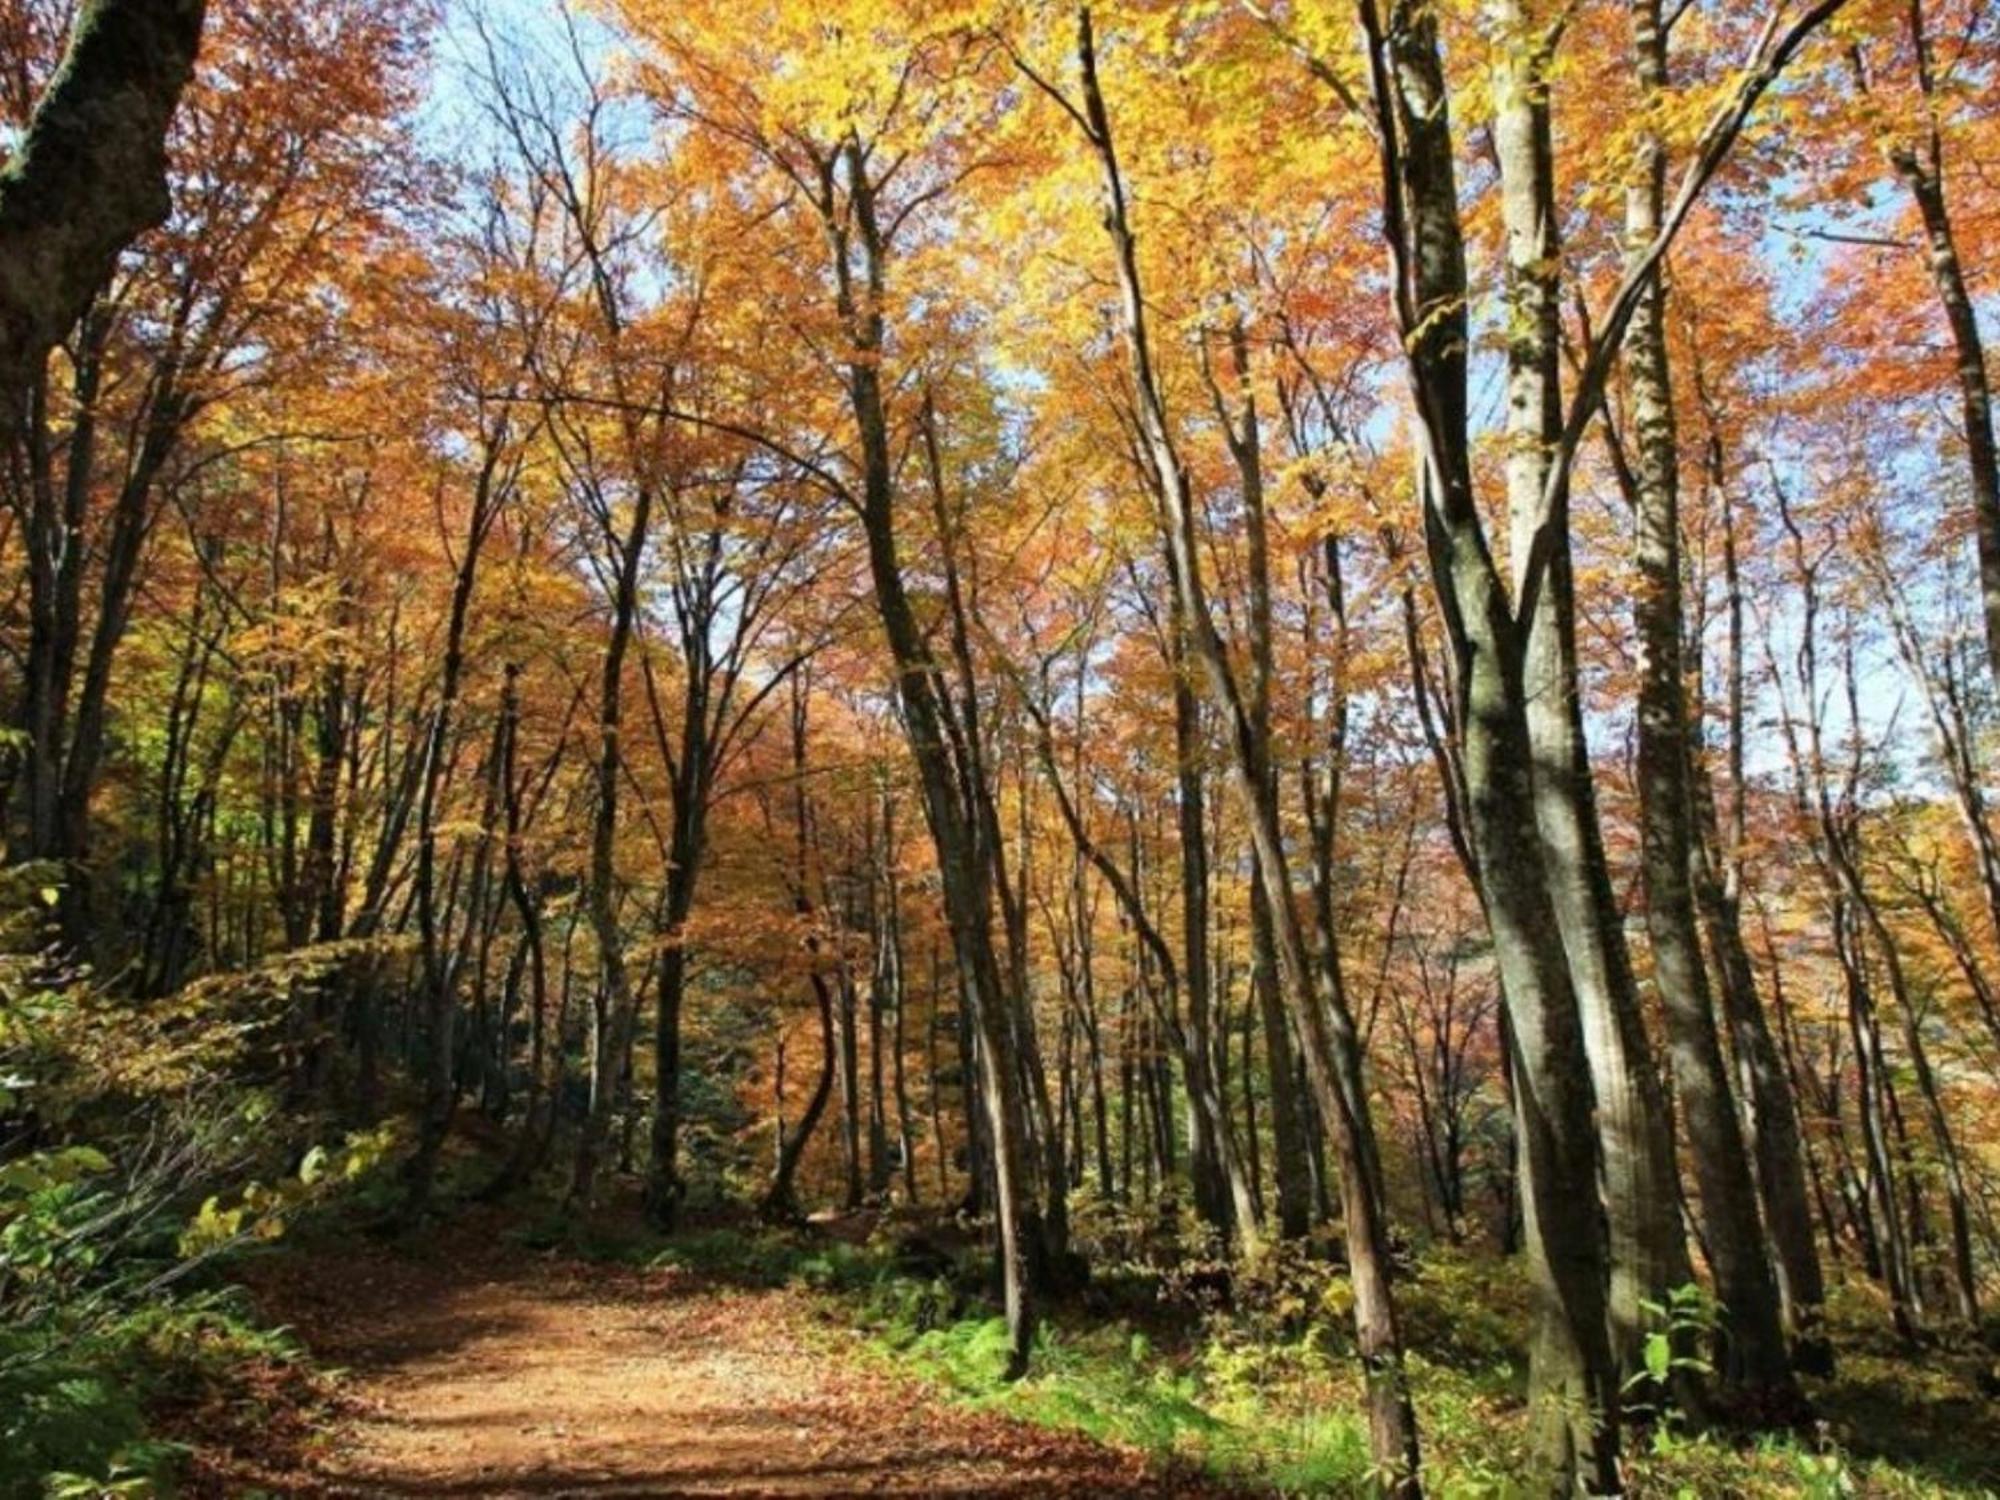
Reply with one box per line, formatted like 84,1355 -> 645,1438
1003,10 -> 1422,1486
1620,0 -> 1796,1402
1248,0 -> 1849,1480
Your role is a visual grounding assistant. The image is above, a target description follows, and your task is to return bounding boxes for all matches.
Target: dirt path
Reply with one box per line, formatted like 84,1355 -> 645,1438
208,1211 -> 1223,1499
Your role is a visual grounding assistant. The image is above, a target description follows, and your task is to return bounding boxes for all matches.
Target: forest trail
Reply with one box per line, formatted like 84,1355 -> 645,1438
211,1208 -> 1212,1499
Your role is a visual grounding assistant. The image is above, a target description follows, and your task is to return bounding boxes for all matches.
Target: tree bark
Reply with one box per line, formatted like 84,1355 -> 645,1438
1358,2 -> 1621,1483
1058,13 -> 1420,1486
1622,0 -> 1796,1404
0,0 -> 206,388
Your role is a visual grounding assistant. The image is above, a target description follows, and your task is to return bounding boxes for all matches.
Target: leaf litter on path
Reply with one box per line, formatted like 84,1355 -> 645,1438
185,1207 -> 1239,1498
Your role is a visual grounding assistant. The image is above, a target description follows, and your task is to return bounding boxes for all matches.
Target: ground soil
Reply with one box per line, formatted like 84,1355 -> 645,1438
183,1207 -> 1228,1499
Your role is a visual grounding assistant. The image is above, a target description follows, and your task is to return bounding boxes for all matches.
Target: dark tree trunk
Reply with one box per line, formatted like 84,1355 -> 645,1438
0,0 -> 207,388
567,485 -> 651,1208
1622,0 -> 1795,1404
404,442 -> 510,1217
824,141 -> 1034,1374
1359,3 -> 1620,1483
1690,415 -> 1830,1371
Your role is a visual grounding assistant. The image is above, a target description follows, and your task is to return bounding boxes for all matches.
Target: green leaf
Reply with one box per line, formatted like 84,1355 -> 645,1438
63,1145 -> 112,1175
1643,1331 -> 1672,1382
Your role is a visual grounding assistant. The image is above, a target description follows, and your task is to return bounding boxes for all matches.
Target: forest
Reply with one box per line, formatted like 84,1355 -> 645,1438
1,0 -> 1997,1495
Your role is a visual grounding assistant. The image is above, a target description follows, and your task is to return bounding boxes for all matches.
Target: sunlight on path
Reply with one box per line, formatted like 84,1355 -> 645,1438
251,1215 -> 1214,1499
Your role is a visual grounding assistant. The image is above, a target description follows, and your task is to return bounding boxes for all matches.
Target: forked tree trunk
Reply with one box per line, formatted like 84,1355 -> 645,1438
764,718 -> 840,1225
406,442 -> 511,1216
1360,3 -> 1620,1484
568,482 -> 651,1208
1490,2 -> 1691,1390
824,138 -> 1036,1375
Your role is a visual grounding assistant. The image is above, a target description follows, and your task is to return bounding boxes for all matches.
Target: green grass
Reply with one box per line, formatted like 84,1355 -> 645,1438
788,1225 -> 1999,1499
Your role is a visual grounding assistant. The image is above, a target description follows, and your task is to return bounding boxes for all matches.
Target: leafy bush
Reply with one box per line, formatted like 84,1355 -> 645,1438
799,1222 -> 1988,1498
1395,1243 -> 1530,1375
0,1355 -> 156,1498
0,867 -> 398,1494
652,1225 -> 815,1283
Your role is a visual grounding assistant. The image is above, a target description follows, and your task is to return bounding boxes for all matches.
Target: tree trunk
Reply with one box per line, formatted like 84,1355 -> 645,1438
483,668 -> 559,1200
829,140 -> 1034,1375
405,445 -> 509,1216
1065,14 -> 1418,1485
567,485 -> 651,1208
928,944 -> 952,1203
871,789 -> 902,1199
0,0 -> 207,388
1361,2 -> 1621,1483
644,704 -> 713,1228
1690,477 -> 1829,1371
1622,0 -> 1796,1404
890,835 -> 918,1203
1171,614 -> 1241,1237
1490,1 -> 1691,1390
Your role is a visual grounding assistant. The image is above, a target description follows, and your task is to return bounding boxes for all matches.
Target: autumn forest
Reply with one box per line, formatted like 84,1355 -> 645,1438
2,0 -> 1998,1495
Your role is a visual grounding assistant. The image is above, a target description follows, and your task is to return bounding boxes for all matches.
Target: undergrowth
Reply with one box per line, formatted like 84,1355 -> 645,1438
497,1189 -> 1998,1496
0,867 -> 404,1497
772,1204 -> 1999,1499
